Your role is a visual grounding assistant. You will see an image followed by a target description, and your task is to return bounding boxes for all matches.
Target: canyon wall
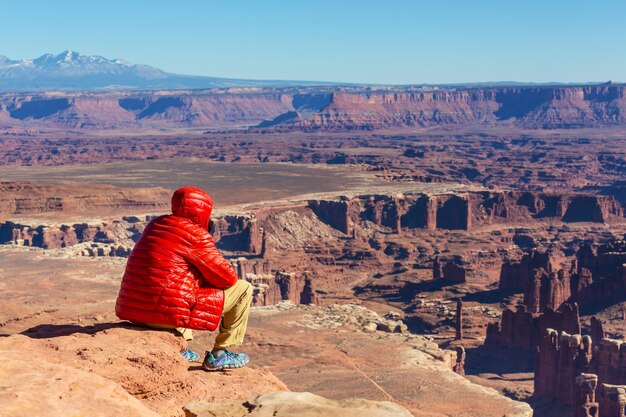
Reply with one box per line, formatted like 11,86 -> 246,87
0,92 -> 297,129
2,84 -> 626,130
231,256 -> 321,308
0,217 -> 150,249
1,213 -> 264,254
3,191 -> 624,252
0,182 -> 170,218
284,86 -> 626,130
309,191 -> 623,236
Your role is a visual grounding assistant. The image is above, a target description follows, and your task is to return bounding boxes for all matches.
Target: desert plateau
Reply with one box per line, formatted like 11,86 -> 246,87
3,82 -> 626,417
3,4 -> 626,416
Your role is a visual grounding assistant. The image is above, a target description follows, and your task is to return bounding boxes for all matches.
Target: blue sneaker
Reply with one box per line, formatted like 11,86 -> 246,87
202,350 -> 249,370
181,348 -> 200,362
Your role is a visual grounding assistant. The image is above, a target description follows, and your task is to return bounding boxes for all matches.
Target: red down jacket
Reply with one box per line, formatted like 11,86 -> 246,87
115,186 -> 237,331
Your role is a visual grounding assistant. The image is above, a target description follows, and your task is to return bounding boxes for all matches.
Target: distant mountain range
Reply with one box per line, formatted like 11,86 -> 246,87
0,50 -> 618,93
0,50 -> 339,92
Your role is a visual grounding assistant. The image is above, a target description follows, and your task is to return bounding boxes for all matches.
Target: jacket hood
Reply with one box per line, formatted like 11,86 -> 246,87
171,186 -> 213,230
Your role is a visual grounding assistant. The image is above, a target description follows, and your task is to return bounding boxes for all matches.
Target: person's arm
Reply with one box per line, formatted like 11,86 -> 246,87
188,231 -> 238,289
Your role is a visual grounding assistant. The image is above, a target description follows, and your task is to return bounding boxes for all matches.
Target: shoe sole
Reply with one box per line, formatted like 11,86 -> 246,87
202,359 -> 249,371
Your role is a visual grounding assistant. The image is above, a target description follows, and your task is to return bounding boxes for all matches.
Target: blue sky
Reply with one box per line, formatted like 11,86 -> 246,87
0,1 -> 623,84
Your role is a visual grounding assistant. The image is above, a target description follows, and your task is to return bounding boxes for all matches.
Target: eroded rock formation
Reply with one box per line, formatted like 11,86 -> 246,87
597,384 -> 626,417
575,374 -> 600,417
242,266 -> 321,308
453,346 -> 466,376
499,249 -> 553,292
443,261 -> 467,284
534,330 -> 626,416
300,272 -> 320,305
485,303 -> 581,350
1,217 -> 150,250
534,329 -> 593,405
309,191 -> 622,237
455,299 -> 463,340
499,239 -> 626,314
574,240 -> 626,306
523,268 -> 571,314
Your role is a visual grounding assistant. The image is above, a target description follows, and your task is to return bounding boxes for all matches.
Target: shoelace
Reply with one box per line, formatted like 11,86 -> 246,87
222,350 -> 241,362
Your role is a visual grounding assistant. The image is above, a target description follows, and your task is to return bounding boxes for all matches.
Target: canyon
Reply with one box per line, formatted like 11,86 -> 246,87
3,84 -> 626,417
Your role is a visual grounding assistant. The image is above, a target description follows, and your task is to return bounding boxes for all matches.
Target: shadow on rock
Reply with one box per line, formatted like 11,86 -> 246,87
21,321 -> 141,339
462,288 -> 515,304
464,344 -> 534,376
526,396 -> 573,417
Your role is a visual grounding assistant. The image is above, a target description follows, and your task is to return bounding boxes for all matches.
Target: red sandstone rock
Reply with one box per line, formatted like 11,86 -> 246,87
499,249 -> 553,292
455,299 -> 463,341
573,240 -> 626,306
575,373 -> 599,417
590,339 -> 626,389
485,303 -> 581,350
534,329 -> 592,405
308,199 -> 351,235
443,261 -> 467,284
300,272 -> 320,305
598,384 -> 626,417
453,346 -> 466,376
523,268 -> 571,313
432,256 -> 443,279
591,317 -> 605,347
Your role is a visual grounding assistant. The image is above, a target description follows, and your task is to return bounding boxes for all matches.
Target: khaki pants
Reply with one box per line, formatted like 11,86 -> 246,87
142,279 -> 253,349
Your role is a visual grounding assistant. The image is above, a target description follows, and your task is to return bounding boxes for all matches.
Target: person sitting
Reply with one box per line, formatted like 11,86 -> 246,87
115,186 -> 252,370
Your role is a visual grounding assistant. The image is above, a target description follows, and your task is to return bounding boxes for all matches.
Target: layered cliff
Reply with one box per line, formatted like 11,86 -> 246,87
1,84 -> 626,130
279,85 -> 626,130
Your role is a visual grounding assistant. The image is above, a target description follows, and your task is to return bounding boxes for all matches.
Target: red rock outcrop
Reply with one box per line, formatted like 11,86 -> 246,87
213,215 -> 263,254
590,316 -> 605,347
309,191 -> 621,238
0,91 -> 296,129
432,257 -> 443,279
534,332 -> 626,416
453,346 -> 466,376
597,384 -> 626,417
245,269 -> 321,308
443,261 -> 467,285
300,272 -> 321,305
499,249 -> 554,292
455,299 -> 463,341
534,329 -> 593,405
573,240 -> 626,306
361,196 -> 402,233
485,303 -> 581,350
499,238 -> 626,314
523,267 -> 571,313
589,339 -> 626,388
575,374 -> 600,417
1,217 -> 150,250
308,199 -> 351,235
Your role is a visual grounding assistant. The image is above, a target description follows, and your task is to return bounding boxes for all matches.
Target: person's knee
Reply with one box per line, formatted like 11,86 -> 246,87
243,279 -> 253,294
239,279 -> 253,301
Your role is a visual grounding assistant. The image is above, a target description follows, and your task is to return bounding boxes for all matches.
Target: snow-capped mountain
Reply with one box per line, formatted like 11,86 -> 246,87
0,50 -> 332,91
